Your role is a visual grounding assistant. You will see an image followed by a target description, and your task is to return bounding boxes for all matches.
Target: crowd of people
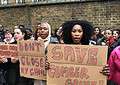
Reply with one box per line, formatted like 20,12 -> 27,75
0,20 -> 119,85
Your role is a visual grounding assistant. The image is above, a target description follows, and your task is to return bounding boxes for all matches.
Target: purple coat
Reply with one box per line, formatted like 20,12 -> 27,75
108,46 -> 120,85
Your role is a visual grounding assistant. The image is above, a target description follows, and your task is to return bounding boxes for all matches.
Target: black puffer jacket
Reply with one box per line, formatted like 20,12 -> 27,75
0,62 -> 8,85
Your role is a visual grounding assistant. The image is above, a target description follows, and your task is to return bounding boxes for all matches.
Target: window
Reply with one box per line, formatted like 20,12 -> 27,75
16,0 -> 25,4
32,0 -> 38,2
1,0 -> 8,5
32,0 -> 46,3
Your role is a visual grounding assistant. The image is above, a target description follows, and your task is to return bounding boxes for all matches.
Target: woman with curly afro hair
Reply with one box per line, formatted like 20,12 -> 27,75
61,20 -> 112,84
62,20 -> 93,45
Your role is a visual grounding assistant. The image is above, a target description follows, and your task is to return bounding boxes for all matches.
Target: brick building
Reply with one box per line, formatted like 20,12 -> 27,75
0,0 -> 120,30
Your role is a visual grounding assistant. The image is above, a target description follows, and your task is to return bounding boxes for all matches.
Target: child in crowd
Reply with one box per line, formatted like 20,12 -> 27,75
3,29 -> 15,44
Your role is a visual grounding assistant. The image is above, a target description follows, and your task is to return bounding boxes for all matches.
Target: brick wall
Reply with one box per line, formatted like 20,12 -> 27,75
0,1 -> 120,31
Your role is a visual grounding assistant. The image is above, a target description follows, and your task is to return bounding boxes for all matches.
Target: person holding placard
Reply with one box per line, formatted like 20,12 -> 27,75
34,22 -> 51,85
61,20 -> 110,85
108,46 -> 120,85
7,25 -> 34,85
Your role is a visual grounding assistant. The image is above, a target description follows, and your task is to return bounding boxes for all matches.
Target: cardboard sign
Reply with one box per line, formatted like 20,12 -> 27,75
18,40 -> 46,80
18,40 -> 45,56
0,44 -> 18,58
47,44 -> 107,66
48,63 -> 106,85
47,44 -> 108,85
20,55 -> 46,80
